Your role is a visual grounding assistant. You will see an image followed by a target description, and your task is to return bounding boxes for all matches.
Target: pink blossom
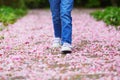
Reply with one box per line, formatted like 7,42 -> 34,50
0,9 -> 119,79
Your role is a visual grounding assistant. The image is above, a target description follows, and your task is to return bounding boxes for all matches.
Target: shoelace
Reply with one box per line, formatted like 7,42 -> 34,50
53,38 -> 61,43
62,43 -> 72,48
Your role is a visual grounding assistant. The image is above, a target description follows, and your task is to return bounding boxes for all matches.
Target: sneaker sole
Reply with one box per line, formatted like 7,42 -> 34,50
61,50 -> 72,54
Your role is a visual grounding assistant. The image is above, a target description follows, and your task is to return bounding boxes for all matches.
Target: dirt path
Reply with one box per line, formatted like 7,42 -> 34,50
0,9 -> 120,80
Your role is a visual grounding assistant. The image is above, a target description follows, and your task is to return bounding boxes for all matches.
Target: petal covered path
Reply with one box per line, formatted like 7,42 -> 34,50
0,9 -> 120,80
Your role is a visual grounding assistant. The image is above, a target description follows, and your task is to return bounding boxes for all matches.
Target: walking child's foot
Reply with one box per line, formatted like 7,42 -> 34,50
61,43 -> 72,54
52,38 -> 61,48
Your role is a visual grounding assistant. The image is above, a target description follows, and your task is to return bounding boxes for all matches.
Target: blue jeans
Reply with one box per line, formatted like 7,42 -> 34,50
49,0 -> 74,45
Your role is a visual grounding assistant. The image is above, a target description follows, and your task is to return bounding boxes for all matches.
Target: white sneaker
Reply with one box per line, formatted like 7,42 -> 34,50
52,38 -> 61,48
61,43 -> 72,53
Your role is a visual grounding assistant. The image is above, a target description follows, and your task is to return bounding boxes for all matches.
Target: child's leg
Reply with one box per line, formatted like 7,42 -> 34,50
49,0 -> 61,38
60,0 -> 74,45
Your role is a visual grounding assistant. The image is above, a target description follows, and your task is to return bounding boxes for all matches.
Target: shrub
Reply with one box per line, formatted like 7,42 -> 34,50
0,6 -> 27,26
91,7 -> 120,28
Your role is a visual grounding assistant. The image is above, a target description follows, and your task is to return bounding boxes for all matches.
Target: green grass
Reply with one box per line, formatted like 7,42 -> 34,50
91,7 -> 120,29
0,6 -> 27,26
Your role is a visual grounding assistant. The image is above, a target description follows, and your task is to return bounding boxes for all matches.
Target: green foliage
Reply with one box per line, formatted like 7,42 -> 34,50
85,0 -> 100,8
1,0 -> 120,8
91,7 -> 120,28
0,6 -> 27,26
24,0 -> 49,8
